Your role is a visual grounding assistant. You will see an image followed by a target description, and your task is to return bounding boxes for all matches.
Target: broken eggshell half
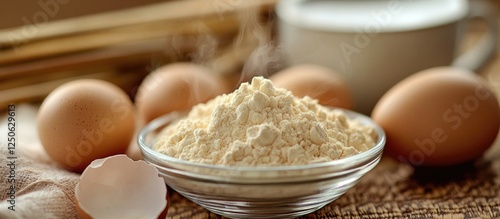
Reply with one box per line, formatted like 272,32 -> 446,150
75,155 -> 168,219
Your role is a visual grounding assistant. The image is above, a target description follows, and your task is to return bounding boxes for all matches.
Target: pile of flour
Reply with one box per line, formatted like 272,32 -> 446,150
153,77 -> 377,166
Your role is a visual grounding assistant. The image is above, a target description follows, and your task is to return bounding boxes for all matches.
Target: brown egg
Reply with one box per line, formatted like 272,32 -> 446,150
270,64 -> 353,109
372,67 -> 500,166
136,63 -> 228,123
37,79 -> 136,172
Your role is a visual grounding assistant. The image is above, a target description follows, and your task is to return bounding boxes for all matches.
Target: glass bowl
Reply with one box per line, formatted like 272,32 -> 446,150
138,108 -> 385,219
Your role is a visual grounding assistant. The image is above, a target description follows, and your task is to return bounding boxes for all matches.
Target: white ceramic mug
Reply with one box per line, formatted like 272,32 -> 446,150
277,0 -> 498,114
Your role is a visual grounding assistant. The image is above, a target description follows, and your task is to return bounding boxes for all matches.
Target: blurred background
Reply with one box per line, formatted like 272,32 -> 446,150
0,0 -> 279,110
1,0 -> 500,112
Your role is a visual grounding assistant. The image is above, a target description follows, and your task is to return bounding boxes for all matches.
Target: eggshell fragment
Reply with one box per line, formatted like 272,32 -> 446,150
75,155 -> 167,219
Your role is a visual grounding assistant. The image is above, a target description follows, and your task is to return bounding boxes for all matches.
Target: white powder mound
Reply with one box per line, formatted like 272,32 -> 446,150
153,77 -> 377,166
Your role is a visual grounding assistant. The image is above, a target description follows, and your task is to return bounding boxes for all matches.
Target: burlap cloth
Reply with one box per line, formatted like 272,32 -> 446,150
0,149 -> 80,219
0,104 -> 499,219
166,152 -> 500,219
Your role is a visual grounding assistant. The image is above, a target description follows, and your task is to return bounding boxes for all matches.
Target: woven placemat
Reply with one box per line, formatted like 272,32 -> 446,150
166,152 -> 500,218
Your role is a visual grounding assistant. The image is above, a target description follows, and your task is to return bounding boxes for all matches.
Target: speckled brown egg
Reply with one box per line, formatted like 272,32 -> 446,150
270,64 -> 353,109
372,67 -> 500,166
135,63 -> 228,123
37,79 -> 136,172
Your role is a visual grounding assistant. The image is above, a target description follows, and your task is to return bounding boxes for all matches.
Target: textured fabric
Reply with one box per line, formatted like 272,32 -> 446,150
0,149 -> 80,219
0,104 -> 80,219
165,154 -> 500,219
2,149 -> 499,219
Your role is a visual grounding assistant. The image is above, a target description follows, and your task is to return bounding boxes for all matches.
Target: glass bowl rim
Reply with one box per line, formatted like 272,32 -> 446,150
138,107 -> 386,172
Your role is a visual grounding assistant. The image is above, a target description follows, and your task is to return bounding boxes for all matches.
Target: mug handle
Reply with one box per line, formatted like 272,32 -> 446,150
452,1 -> 498,71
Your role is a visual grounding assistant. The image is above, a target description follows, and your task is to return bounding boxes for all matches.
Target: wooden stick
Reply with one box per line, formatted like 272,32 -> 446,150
0,15 -> 239,65
0,39 -> 166,80
0,71 -> 116,106
0,70 -> 91,91
0,0 -> 277,48
0,31 -> 236,80
0,70 -> 141,110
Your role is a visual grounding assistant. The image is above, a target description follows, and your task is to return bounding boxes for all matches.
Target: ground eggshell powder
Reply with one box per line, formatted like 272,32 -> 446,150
153,77 -> 377,166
